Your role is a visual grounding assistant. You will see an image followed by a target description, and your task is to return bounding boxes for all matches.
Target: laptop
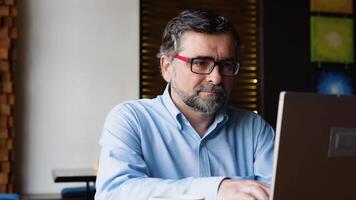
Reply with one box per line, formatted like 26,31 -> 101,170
270,91 -> 356,200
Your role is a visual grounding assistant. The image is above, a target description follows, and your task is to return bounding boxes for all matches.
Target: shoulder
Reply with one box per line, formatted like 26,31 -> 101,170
105,95 -> 168,128
226,106 -> 274,135
109,96 -> 163,117
226,106 -> 262,122
100,97 -> 163,147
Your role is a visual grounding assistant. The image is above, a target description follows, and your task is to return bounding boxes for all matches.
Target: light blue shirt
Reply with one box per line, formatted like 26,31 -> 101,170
95,86 -> 275,200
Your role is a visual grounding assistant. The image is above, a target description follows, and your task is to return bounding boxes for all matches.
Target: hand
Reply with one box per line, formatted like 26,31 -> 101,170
217,179 -> 270,200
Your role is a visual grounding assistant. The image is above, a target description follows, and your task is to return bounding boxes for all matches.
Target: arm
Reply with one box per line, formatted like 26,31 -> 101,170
95,104 -> 226,200
253,116 -> 275,183
217,113 -> 275,200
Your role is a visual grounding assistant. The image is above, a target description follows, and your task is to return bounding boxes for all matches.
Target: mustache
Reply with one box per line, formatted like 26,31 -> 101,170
194,83 -> 225,94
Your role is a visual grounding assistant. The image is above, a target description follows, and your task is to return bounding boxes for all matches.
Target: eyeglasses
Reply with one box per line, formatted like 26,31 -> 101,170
174,55 -> 241,76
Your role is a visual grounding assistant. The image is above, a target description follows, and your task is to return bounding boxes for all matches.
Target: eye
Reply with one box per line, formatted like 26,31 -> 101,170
221,60 -> 234,67
219,60 -> 238,75
192,59 -> 211,68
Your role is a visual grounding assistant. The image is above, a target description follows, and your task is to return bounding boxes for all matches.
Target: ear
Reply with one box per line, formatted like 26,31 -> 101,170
160,56 -> 173,83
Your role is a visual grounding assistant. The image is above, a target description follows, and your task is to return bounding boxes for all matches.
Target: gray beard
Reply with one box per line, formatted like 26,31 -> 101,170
171,82 -> 227,114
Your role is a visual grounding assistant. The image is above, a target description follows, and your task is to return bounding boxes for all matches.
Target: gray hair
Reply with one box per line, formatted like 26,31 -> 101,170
157,9 -> 240,58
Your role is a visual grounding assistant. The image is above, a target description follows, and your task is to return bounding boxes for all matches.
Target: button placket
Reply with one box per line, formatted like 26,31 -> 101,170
198,140 -> 211,177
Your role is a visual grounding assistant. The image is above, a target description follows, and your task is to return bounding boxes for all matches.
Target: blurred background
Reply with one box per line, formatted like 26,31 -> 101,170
0,0 -> 354,198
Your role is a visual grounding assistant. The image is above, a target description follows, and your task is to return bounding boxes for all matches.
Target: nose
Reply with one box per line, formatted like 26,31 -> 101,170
206,65 -> 222,85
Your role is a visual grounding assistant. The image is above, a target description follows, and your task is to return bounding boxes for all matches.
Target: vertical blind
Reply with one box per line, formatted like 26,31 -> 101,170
140,0 -> 261,112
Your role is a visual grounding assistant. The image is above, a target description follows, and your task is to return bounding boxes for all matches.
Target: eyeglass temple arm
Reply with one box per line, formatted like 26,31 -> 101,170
175,55 -> 190,62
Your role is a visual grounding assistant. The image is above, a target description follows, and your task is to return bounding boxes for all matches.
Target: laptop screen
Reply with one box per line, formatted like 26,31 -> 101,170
270,91 -> 356,200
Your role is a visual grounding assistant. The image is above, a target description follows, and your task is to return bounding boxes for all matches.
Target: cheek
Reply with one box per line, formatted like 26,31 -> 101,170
176,71 -> 204,88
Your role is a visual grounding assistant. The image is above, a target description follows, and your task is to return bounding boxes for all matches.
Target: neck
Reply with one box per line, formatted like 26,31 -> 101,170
170,90 -> 215,138
184,109 -> 215,138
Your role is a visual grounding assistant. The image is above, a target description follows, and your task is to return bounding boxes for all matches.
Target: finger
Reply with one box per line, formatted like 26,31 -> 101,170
244,180 -> 270,195
246,181 -> 270,196
237,192 -> 257,200
259,182 -> 270,189
242,185 -> 269,200
258,183 -> 271,196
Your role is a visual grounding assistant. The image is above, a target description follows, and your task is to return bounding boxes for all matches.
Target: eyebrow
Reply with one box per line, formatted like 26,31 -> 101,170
194,56 -> 236,61
194,56 -> 214,59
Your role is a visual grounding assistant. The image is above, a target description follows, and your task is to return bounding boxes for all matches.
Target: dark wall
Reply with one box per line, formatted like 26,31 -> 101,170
261,0 -> 355,127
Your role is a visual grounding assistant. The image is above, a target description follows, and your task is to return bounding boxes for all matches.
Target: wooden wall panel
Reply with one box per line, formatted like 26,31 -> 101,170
0,0 -> 16,193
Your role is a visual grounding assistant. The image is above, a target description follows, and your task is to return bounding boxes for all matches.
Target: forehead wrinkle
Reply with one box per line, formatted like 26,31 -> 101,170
179,32 -> 235,60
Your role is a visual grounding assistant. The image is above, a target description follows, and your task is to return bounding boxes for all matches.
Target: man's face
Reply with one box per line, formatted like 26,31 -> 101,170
164,31 -> 236,114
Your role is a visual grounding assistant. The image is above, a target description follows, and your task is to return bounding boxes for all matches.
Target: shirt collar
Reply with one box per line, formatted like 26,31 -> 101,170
209,106 -> 229,132
161,84 -> 183,129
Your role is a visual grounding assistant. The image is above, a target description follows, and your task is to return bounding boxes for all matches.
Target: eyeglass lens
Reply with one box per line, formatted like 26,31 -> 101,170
191,58 -> 238,75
